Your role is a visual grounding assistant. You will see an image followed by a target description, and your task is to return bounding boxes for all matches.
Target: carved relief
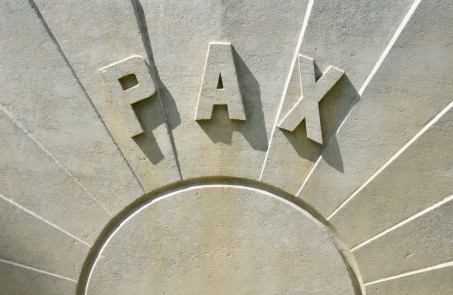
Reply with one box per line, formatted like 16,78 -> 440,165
100,55 -> 156,137
195,42 -> 246,121
99,52 -> 344,149
278,55 -> 343,144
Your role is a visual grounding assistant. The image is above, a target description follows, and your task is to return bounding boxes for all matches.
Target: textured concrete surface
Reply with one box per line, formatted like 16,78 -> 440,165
195,43 -> 247,121
298,0 -> 453,217
132,0 -> 309,179
32,0 -> 181,193
0,0 -> 146,215
0,0 -> 452,294
355,199 -> 452,282
0,262 -> 77,295
0,196 -> 88,280
86,186 -> 356,295
0,112 -> 110,245
331,108 -> 453,247
366,266 -> 453,295
260,0 -> 415,193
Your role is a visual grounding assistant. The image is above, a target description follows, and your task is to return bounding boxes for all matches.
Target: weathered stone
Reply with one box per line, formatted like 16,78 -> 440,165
134,0 -> 309,179
355,200 -> 453,283
331,108 -> 453,247
260,0 -> 415,193
366,266 -> 453,295
0,0 -> 452,294
0,0 -> 145,214
298,0 -> 453,217
32,0 -> 181,192
0,262 -> 76,295
100,55 -> 157,138
0,196 -> 89,279
0,112 -> 110,245
277,55 -> 343,144
195,43 -> 246,121
86,185 -> 356,295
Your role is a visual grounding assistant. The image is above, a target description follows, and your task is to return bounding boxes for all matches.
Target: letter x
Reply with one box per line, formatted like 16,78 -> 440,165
278,55 -> 343,144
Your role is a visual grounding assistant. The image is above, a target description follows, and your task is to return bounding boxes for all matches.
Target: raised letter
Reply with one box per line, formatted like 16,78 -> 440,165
195,42 -> 246,121
100,55 -> 156,137
278,55 -> 343,144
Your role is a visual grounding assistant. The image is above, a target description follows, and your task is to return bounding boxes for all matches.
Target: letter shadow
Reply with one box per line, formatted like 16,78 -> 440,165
281,74 -> 360,173
197,46 -> 268,151
130,0 -> 182,171
131,94 -> 164,164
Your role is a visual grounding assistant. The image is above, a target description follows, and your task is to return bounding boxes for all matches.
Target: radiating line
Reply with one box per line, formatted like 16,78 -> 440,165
296,95 -> 358,196
0,258 -> 78,283
328,101 -> 453,221
296,156 -> 321,196
364,260 -> 453,286
359,0 -> 422,95
130,0 -> 183,180
296,0 -> 422,197
0,192 -> 92,247
351,195 -> 452,251
0,103 -> 112,217
259,0 -> 315,180
27,0 -> 146,194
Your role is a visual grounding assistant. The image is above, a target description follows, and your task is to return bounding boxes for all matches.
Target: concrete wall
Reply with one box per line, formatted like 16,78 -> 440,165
0,0 -> 451,294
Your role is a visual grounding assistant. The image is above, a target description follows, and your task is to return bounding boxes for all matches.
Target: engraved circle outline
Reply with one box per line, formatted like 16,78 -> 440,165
77,177 -> 363,294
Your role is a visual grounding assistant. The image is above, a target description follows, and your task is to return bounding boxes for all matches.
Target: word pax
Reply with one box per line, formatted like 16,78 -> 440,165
100,42 -> 343,145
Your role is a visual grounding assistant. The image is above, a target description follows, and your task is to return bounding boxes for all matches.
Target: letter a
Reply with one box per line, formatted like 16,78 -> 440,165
195,42 -> 246,121
278,55 -> 343,144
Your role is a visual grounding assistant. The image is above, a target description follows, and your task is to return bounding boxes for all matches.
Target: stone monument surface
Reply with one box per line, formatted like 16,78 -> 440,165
0,0 -> 452,294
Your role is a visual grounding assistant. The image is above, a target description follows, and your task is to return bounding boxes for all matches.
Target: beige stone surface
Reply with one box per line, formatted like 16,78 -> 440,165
195,42 -> 247,121
277,55 -> 343,144
331,108 -> 453,247
100,55 -> 157,138
135,0 -> 308,179
354,199 -> 453,283
365,266 -> 453,295
0,0 -> 452,294
298,0 -> 453,216
86,186 -> 356,295
32,0 -> 181,192
0,112 -> 109,245
0,261 -> 76,295
0,196 -> 89,280
0,0 -> 144,214
260,0 -> 415,193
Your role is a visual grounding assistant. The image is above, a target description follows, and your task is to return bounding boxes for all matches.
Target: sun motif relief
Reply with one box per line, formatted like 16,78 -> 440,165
0,0 -> 452,294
